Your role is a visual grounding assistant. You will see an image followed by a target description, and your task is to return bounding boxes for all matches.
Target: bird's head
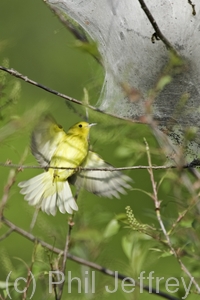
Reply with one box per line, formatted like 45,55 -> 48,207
68,121 -> 96,138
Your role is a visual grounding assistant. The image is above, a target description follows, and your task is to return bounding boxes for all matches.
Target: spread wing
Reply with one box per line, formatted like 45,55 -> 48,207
31,115 -> 66,167
69,151 -> 132,198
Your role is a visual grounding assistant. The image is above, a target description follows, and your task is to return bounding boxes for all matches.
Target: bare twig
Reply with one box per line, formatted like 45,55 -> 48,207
0,228 -> 14,241
137,0 -> 179,56
0,161 -> 197,171
62,217 -> 74,272
1,216 -> 180,300
0,66 -> 134,123
22,245 -> 37,300
29,208 -> 40,232
57,215 -> 75,299
0,169 -> 16,217
58,192 -> 79,298
49,261 -> 59,299
188,0 -> 196,15
144,138 -> 200,294
0,149 -> 28,217
168,209 -> 190,236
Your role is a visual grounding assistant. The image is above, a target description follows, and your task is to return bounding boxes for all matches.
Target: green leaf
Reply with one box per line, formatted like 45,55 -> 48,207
149,248 -> 163,252
75,40 -> 102,62
180,219 -> 193,228
103,219 -> 120,238
157,75 -> 172,91
160,251 -> 173,258
121,235 -> 133,260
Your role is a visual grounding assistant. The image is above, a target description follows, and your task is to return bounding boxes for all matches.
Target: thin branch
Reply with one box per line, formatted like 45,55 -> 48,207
58,193 -> 78,298
1,216 -> 180,300
49,260 -> 59,299
22,245 -> 37,300
0,228 -> 14,241
0,161 -> 197,171
57,216 -> 74,299
188,0 -> 196,15
168,209 -> 190,236
144,138 -> 200,294
137,0 -> 179,56
0,149 -> 28,217
62,217 -> 74,271
0,66 -> 134,123
29,208 -> 40,232
0,169 -> 16,217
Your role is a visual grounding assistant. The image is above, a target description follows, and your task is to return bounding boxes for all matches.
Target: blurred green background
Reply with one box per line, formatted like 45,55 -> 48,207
0,1 -> 199,299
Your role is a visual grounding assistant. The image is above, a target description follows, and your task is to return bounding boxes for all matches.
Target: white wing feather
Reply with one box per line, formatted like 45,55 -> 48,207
69,151 -> 132,198
18,172 -> 78,215
31,115 -> 66,167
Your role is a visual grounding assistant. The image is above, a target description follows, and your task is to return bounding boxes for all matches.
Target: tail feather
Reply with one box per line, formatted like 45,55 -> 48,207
24,188 -> 44,205
57,182 -> 67,214
19,173 -> 44,188
41,193 -> 57,215
57,195 -> 65,214
18,172 -> 78,216
46,193 -> 57,215
61,181 -> 78,214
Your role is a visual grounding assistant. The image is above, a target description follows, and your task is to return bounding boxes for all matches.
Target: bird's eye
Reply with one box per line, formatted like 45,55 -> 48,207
79,124 -> 82,128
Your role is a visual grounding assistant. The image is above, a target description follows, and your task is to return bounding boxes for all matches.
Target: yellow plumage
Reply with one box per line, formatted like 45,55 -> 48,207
18,115 -> 132,215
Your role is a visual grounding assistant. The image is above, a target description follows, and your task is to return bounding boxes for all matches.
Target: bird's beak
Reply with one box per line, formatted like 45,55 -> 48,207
89,123 -> 97,127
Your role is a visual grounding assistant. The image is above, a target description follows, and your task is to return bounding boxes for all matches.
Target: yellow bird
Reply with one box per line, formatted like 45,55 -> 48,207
18,115 -> 132,215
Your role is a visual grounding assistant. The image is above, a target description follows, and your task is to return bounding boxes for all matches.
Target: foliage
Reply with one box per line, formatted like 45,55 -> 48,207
0,1 -> 200,300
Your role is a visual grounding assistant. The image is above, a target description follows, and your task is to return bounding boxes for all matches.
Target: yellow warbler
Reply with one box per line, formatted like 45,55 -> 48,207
18,115 -> 132,215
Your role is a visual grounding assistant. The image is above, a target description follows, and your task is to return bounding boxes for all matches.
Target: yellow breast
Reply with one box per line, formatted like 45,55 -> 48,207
50,133 -> 88,181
